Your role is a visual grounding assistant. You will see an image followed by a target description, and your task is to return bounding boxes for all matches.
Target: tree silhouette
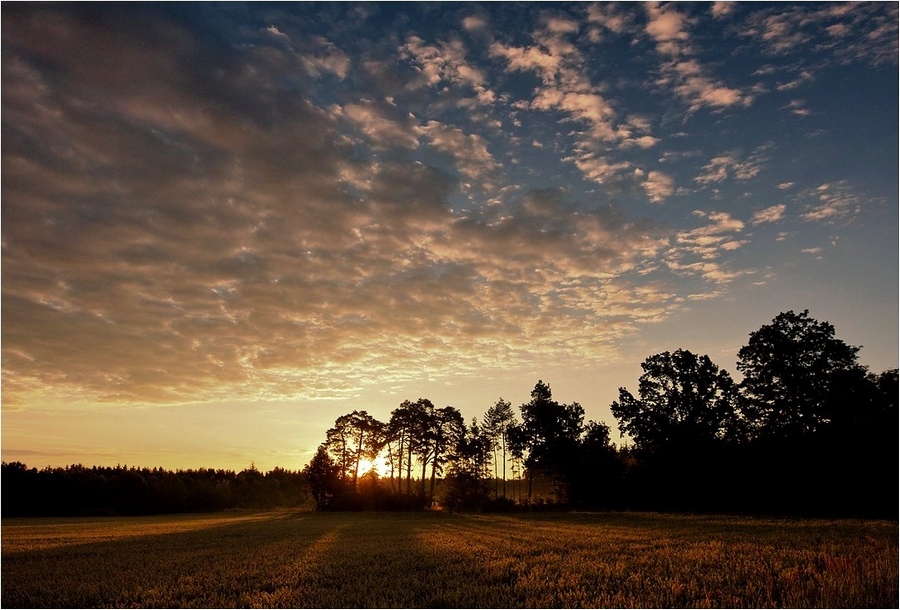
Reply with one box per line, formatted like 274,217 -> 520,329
484,398 -> 516,499
427,406 -> 466,505
453,417 -> 493,480
324,417 -> 351,485
510,381 -> 585,502
610,350 -> 743,511
611,349 -> 742,453
325,410 -> 382,487
571,420 -> 621,509
409,398 -> 437,500
388,400 -> 420,494
302,446 -> 343,509
737,310 -> 864,440
443,418 -> 494,511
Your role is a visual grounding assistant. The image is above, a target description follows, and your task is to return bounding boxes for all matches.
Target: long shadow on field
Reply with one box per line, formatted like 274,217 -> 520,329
304,512 -> 519,608
3,511 -> 512,608
1,511 -> 347,608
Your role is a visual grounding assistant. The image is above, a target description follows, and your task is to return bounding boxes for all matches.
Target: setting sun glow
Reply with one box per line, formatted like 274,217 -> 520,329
357,457 -> 391,478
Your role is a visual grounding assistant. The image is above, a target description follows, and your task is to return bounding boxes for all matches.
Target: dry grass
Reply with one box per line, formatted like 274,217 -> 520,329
2,510 -> 896,608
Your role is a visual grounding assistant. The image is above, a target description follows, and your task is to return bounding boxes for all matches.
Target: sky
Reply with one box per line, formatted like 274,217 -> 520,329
2,2 -> 897,472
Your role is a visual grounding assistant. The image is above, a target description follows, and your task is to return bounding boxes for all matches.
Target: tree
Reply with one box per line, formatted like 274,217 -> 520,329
443,417 -> 494,511
406,398 -> 437,499
452,417 -> 494,481
510,380 -> 584,502
324,418 -> 351,485
301,446 -> 343,510
610,349 -> 742,453
609,350 -> 743,512
733,312 -> 894,516
387,400 -> 418,494
484,398 -> 516,499
570,420 -> 622,509
874,368 -> 898,411
324,410 -> 382,487
737,310 -> 865,441
426,406 -> 466,505
384,398 -> 449,503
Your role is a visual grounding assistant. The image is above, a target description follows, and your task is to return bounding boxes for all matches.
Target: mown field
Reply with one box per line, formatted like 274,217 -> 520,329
2,510 -> 896,608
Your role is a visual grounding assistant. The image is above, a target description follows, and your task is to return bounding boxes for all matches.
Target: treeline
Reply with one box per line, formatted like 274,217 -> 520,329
304,310 -> 897,517
3,310 -> 895,518
1,463 -> 310,516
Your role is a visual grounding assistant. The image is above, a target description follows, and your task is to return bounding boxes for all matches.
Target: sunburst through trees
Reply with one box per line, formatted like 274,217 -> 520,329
303,311 -> 896,516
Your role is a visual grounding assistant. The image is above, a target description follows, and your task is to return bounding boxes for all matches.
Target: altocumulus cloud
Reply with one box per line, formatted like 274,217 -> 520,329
1,5 -> 673,406
2,3 -> 895,412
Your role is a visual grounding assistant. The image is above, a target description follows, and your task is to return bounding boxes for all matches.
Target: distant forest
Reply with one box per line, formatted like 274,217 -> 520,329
4,310 -> 896,518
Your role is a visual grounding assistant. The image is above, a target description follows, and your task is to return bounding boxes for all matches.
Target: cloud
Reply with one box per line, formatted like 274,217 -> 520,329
586,2 -> 635,39
694,145 -> 771,185
402,35 -> 485,89
419,121 -> 501,189
566,152 -> 633,186
400,34 -> 498,106
300,37 -> 352,80
645,2 -> 691,55
3,3 -> 886,413
799,182 -> 863,223
332,100 -> 422,149
645,3 -> 754,112
711,3 -> 736,20
489,10 -> 672,202
776,70 -> 814,91
781,99 -> 811,116
489,12 -> 618,129
752,204 -> 787,225
462,14 -> 488,32
738,3 -> 898,66
489,41 -> 562,77
664,212 -> 750,284
641,170 -> 675,203
1,6 -> 687,407
671,62 -> 750,110
694,156 -> 731,185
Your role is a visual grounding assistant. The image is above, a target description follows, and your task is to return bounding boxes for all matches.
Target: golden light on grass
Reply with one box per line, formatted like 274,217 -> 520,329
2,511 -> 896,608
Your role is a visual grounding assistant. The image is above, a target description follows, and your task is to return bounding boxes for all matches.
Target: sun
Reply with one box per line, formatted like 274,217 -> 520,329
357,456 -> 390,478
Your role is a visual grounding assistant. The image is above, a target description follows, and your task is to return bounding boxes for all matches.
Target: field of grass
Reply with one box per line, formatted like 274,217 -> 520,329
2,510 -> 896,608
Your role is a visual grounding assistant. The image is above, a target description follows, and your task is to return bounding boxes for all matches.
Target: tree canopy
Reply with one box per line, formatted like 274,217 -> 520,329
737,309 -> 866,440
611,349 -> 742,452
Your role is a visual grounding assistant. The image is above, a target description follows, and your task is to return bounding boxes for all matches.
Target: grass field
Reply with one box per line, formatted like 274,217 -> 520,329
2,510 -> 896,608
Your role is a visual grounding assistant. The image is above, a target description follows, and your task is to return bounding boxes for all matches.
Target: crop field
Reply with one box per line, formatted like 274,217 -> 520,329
2,510 -> 896,608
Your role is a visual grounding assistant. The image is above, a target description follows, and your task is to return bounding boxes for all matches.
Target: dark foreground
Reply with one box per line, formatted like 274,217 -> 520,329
2,510 -> 897,608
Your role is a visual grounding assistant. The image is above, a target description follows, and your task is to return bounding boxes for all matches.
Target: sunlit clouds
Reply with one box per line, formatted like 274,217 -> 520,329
752,205 -> 787,226
2,3 -> 896,469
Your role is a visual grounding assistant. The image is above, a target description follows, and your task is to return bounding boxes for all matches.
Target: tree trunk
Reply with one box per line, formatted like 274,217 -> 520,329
420,453 -> 428,499
501,431 -> 507,499
387,441 -> 397,493
395,434 -> 404,494
429,457 -> 437,507
406,442 -> 413,494
493,447 -> 499,498
353,430 -> 363,487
